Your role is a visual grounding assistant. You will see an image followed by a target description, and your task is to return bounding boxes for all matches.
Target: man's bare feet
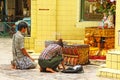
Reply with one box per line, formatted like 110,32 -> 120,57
11,61 -> 16,69
46,68 -> 56,73
11,64 -> 16,69
39,67 -> 43,72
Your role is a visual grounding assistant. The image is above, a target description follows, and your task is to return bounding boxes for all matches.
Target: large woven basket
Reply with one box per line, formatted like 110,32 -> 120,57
62,44 -> 89,65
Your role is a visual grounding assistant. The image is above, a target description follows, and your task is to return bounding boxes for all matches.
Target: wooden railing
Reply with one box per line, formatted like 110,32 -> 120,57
0,22 -> 15,37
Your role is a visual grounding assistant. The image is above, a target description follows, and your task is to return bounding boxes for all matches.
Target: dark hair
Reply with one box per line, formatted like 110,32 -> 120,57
57,39 -> 63,47
18,21 -> 28,31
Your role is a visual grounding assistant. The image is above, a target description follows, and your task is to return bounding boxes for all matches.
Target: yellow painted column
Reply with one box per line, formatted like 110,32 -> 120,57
31,0 -> 37,38
32,0 -> 57,52
24,0 -> 37,51
115,0 -> 120,49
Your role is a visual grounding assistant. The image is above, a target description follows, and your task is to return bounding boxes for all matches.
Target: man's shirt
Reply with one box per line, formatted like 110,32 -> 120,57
39,44 -> 62,60
12,31 -> 24,59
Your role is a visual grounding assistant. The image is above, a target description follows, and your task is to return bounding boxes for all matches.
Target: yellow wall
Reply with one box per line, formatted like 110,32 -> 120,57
115,0 -> 120,49
56,0 -> 79,40
26,0 -> 119,52
28,0 -> 57,52
56,0 -> 100,40
25,0 -> 101,52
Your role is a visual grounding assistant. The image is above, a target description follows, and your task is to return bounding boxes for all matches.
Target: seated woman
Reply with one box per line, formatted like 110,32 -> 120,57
38,39 -> 65,73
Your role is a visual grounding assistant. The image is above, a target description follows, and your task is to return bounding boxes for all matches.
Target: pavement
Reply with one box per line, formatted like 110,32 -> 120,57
0,38 -> 118,80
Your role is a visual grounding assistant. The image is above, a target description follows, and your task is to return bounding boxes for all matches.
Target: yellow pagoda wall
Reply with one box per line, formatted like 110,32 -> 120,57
56,0 -> 100,40
115,0 -> 120,49
25,0 -> 102,52
30,0 -> 57,52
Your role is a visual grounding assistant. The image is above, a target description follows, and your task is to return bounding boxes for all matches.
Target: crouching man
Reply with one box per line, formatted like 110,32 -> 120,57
38,39 -> 65,73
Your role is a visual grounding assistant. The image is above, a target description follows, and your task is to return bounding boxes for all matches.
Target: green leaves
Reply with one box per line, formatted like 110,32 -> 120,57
96,1 -> 116,15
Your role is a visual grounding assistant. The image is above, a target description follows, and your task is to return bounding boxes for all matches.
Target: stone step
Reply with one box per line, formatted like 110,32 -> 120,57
97,68 -> 120,79
90,59 -> 106,65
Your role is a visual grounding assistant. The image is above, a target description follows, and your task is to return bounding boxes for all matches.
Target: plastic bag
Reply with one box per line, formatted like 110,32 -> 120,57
61,65 -> 84,73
